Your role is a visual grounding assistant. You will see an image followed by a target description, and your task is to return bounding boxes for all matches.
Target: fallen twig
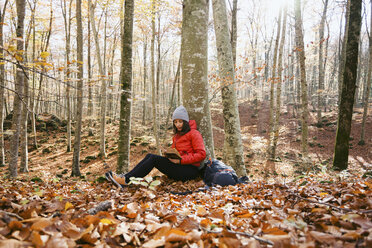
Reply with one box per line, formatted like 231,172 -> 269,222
203,227 -> 274,245
288,192 -> 372,214
0,210 -> 24,221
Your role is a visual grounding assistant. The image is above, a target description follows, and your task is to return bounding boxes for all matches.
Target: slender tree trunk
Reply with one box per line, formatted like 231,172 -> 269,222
19,53 -> 29,172
9,0 -> 26,177
62,0 -> 72,152
267,9 -> 282,155
151,0 -> 161,154
182,0 -> 214,158
272,6 -> 287,159
142,35 -> 147,125
294,0 -> 309,158
0,0 -> 9,165
71,0 -> 83,177
333,0 -> 362,170
360,1 -> 372,145
317,0 -> 328,124
87,5 -> 93,135
337,0 -> 351,104
30,1 -> 37,150
212,0 -> 246,176
117,0 -> 134,173
88,0 -> 107,158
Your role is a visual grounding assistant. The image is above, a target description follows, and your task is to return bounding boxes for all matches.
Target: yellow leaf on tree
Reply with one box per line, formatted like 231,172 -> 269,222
65,202 -> 73,211
100,218 -> 113,225
40,52 -> 50,59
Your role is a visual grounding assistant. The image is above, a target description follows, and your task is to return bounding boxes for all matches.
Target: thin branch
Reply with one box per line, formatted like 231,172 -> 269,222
203,227 -> 274,245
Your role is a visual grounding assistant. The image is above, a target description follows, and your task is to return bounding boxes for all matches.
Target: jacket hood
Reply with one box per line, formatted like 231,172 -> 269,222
189,120 -> 197,130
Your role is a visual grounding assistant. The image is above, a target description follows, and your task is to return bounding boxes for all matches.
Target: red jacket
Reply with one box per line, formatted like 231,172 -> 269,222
172,120 -> 206,167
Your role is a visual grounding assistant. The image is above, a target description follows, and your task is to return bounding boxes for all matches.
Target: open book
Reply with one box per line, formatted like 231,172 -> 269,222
164,148 -> 182,159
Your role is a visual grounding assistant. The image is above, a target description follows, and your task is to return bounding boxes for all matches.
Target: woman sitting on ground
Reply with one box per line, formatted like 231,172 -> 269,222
106,106 -> 206,188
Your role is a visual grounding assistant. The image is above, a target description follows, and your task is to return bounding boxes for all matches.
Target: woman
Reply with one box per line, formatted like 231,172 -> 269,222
106,106 -> 206,188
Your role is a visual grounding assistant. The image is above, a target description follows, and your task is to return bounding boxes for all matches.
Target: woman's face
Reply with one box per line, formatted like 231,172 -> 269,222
174,119 -> 184,132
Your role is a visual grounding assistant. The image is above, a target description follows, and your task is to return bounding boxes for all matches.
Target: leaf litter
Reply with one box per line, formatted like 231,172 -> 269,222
0,175 -> 371,247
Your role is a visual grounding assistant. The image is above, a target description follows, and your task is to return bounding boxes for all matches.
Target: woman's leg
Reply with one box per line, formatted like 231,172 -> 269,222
124,154 -> 199,182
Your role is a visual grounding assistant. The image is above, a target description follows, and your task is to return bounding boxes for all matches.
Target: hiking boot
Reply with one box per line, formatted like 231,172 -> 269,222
105,171 -> 125,188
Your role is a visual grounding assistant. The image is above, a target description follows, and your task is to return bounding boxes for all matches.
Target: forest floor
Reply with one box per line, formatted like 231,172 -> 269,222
0,101 -> 371,247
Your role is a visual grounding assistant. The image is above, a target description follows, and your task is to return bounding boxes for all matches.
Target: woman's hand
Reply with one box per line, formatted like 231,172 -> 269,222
168,158 -> 181,164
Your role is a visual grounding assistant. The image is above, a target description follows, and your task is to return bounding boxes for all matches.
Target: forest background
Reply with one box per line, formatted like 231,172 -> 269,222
0,0 -> 371,247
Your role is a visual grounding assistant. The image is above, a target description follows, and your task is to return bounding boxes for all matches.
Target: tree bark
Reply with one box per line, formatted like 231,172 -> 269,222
337,0 -> 350,104
88,0 -> 107,158
360,1 -> 372,145
181,0 -> 214,158
294,0 -> 309,158
61,0 -> 72,152
272,6 -> 287,159
0,0 -> 9,166
333,0 -> 362,170
9,0 -> 26,177
151,0 -> 161,155
117,0 -> 134,173
317,0 -> 328,124
71,0 -> 83,177
212,0 -> 246,176
267,9 -> 282,156
142,35 -> 147,125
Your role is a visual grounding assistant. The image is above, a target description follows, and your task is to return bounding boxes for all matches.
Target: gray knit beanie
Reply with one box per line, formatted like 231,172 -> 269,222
172,105 -> 189,122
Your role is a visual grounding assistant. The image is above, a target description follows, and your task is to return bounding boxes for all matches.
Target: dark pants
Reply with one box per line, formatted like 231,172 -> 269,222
124,154 -> 200,183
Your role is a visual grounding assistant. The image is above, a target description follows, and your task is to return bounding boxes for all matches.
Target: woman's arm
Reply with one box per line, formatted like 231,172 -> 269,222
180,131 -> 206,165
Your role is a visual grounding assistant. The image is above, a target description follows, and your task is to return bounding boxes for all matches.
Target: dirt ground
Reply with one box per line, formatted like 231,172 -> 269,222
3,101 -> 371,182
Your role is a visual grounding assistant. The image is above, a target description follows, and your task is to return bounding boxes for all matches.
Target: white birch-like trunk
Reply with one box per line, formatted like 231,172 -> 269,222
212,0 -> 246,176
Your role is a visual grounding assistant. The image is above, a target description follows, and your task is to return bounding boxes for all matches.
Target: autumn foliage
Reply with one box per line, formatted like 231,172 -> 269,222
0,175 -> 371,247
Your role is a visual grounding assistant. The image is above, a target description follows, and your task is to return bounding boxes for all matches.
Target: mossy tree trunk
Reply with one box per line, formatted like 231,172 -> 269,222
117,0 -> 134,173
211,0 -> 246,176
181,0 -> 214,158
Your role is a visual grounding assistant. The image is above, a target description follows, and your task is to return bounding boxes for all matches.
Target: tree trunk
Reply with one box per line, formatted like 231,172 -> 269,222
267,9 -> 282,156
360,1 -> 372,145
212,0 -> 246,176
117,0 -> 134,173
62,0 -> 72,152
151,0 -> 161,155
87,4 -> 93,135
294,0 -> 309,158
231,0 -> 237,66
337,0 -> 350,104
0,0 -> 9,166
71,0 -> 83,177
9,0 -> 26,177
333,0 -> 362,170
142,35 -> 147,125
317,0 -> 328,124
272,6 -> 288,159
182,0 -> 214,158
88,0 -> 107,158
